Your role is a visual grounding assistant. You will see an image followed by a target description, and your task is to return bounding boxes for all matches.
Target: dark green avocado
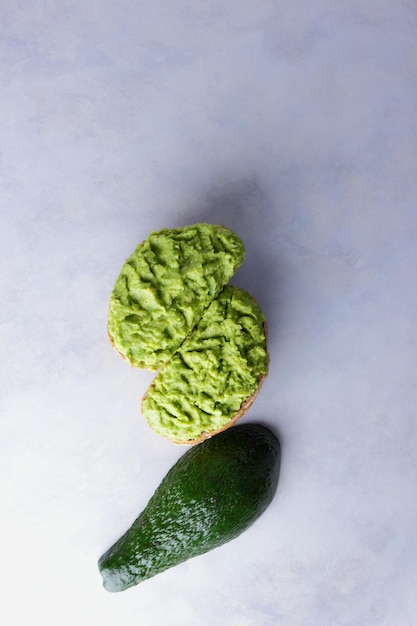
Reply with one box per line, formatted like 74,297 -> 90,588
98,423 -> 280,591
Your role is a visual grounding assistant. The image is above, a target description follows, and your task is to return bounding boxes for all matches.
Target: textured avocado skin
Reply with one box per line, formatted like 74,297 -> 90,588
98,424 -> 280,592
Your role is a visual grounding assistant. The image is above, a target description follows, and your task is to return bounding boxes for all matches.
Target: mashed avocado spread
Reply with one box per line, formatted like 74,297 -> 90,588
108,224 -> 245,371
142,286 -> 267,443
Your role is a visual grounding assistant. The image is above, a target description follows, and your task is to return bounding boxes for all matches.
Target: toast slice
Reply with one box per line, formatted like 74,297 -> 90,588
142,286 -> 268,444
107,224 -> 245,371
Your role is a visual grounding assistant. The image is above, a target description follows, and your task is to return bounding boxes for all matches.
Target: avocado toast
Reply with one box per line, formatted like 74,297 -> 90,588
142,285 -> 268,443
108,223 -> 245,371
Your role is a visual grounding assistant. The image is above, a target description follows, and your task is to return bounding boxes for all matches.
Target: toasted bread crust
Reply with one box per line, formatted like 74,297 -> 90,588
107,327 -> 148,369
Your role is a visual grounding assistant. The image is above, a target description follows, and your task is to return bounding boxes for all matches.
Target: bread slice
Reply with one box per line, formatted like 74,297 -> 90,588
107,223 -> 245,371
142,364 -> 268,445
141,286 -> 268,444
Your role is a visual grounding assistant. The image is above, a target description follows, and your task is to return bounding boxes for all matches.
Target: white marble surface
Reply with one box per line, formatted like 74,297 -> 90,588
2,2 -> 417,624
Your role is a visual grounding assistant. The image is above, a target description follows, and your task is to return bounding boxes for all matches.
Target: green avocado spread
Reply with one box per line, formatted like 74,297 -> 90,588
108,223 -> 245,371
142,286 -> 268,443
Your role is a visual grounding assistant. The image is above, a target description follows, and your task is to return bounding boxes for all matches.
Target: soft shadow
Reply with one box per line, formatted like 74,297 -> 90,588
185,176 -> 284,352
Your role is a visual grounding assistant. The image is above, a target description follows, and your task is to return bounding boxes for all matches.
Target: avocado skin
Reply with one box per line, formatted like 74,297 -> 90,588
98,424 -> 280,592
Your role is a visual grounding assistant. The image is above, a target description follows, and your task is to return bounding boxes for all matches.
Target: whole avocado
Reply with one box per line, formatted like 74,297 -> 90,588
98,423 -> 280,591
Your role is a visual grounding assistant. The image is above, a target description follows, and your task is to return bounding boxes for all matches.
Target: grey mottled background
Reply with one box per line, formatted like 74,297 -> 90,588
1,2 -> 417,625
